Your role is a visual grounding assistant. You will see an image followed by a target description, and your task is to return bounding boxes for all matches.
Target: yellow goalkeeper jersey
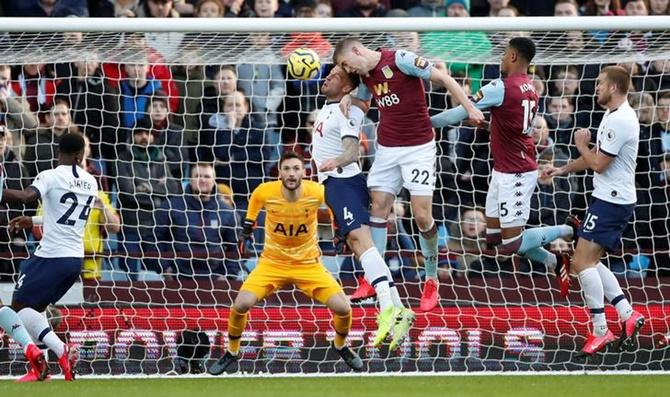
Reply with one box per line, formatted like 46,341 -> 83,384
246,180 -> 324,265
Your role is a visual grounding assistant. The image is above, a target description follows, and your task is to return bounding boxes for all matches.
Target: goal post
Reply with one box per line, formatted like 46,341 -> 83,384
0,16 -> 668,376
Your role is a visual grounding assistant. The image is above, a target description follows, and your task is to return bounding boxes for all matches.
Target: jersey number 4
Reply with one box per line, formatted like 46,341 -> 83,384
521,99 -> 537,135
57,193 -> 93,226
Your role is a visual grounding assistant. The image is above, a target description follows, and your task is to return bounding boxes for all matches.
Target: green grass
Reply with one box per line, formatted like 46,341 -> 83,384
1,375 -> 668,397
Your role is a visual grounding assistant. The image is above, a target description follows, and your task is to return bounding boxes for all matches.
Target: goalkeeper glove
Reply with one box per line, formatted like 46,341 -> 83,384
238,219 -> 254,256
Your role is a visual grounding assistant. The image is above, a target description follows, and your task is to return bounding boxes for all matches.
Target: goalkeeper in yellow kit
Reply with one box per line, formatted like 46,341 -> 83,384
208,151 -> 363,374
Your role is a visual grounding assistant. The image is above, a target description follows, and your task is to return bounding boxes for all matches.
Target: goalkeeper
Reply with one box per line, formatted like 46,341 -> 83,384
209,151 -> 363,375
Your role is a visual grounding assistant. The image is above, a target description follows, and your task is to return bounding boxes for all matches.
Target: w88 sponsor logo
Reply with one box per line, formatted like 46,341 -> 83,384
377,93 -> 400,108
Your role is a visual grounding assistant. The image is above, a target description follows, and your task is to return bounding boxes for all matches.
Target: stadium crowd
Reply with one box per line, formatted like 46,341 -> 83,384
0,0 -> 669,284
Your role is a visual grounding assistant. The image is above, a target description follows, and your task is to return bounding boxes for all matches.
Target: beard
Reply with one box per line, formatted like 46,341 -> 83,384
597,93 -> 610,106
282,179 -> 301,191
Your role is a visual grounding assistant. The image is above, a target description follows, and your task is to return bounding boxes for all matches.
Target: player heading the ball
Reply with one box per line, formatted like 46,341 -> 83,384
333,37 -> 485,312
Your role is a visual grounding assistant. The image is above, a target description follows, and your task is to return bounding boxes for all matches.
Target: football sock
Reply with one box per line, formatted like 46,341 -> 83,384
597,262 -> 633,321
522,247 -> 557,272
518,226 -> 572,254
359,247 -> 393,311
227,307 -> 248,356
369,217 -> 388,259
578,268 -> 608,337
18,308 -> 65,358
419,221 -> 439,280
0,307 -> 34,353
332,311 -> 352,350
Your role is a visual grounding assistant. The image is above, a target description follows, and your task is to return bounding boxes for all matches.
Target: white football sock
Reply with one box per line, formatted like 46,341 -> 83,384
578,267 -> 608,337
597,262 -> 633,321
359,247 -> 393,311
18,308 -> 65,358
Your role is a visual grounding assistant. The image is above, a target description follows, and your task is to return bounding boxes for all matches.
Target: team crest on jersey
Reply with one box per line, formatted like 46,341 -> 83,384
606,128 -> 616,141
414,56 -> 428,70
347,118 -> 356,128
381,65 -> 393,79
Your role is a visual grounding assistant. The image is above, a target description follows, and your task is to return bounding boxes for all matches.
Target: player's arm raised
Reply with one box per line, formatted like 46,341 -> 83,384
431,79 -> 504,128
1,186 -> 40,205
429,67 -> 484,123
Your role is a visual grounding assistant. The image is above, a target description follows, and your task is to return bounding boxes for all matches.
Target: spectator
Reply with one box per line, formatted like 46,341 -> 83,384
10,63 -> 59,114
654,90 -> 670,152
408,0 -> 446,17
650,0 -> 670,14
554,0 -> 579,16
648,60 -> 670,93
649,153 -> 670,254
549,66 -> 598,130
446,207 -> 489,278
618,61 -> 658,94
153,163 -> 239,279
530,69 -> 547,114
544,96 -> 576,159
171,44 -> 206,147
239,33 -> 285,130
211,91 -> 272,207
224,0 -> 255,17
115,119 -> 181,278
0,64 -> 39,160
33,135 -> 121,281
453,123 -> 491,207
282,6 -> 333,59
55,53 -> 119,159
580,0 -> 624,16
118,60 -> 163,136
315,0 -> 333,17
336,0 -> 388,17
253,0 -> 279,17
0,126 -> 32,280
197,65 -> 238,161
194,0 -> 225,16
148,93 -> 190,180
420,0 -> 492,92
488,0 -> 510,16
102,33 -> 180,111
136,0 -> 181,17
384,201 -> 420,281
631,92 -> 665,188
24,100 -> 78,178
110,0 -> 140,17
624,0 -> 648,15
532,116 -> 558,158
528,159 -> 573,227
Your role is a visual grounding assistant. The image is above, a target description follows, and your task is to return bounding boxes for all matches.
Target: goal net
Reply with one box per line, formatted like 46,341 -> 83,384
0,17 -> 669,376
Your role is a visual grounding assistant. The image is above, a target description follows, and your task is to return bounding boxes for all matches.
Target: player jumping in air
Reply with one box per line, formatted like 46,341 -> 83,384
312,65 -> 414,350
208,151 -> 362,375
2,133 -> 96,381
544,66 -> 645,358
333,37 -> 485,312
431,37 -> 574,295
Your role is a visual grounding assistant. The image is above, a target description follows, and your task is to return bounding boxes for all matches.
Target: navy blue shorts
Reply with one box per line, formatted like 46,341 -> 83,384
13,256 -> 82,309
324,174 -> 371,236
577,197 -> 635,251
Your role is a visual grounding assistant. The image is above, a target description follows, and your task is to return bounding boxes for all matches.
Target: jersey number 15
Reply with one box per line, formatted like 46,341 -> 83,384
521,99 -> 537,135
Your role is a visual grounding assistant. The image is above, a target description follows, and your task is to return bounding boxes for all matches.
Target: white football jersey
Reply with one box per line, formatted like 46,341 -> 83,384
593,101 -> 639,205
311,103 -> 364,182
30,165 -> 99,258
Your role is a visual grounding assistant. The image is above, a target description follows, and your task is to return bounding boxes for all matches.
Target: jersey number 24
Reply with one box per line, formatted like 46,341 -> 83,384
57,193 -> 93,226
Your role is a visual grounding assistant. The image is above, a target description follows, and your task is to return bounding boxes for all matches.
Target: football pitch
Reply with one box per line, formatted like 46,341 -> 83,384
1,374 -> 669,397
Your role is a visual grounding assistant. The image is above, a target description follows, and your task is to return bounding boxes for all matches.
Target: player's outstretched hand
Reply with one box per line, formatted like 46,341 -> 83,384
541,165 -> 566,178
339,94 -> 352,117
8,216 -> 33,234
465,106 -> 485,124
